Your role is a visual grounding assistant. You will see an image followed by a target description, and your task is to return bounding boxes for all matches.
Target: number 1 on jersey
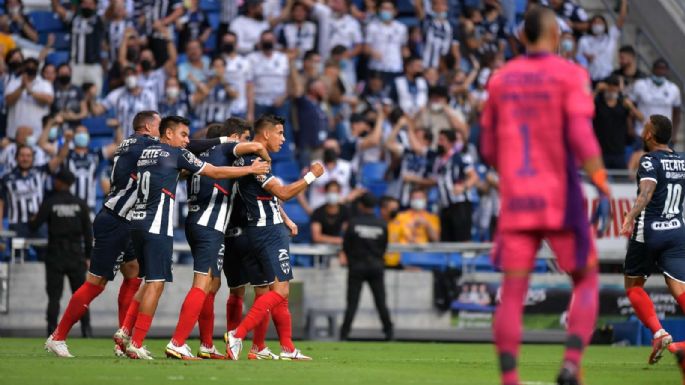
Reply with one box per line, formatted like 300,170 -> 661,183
517,124 -> 537,177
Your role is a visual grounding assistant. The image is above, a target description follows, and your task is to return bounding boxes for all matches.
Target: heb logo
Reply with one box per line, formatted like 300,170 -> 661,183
652,219 -> 682,231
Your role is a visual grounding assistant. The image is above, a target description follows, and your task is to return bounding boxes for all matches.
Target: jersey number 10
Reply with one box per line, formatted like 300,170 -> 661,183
663,183 -> 682,215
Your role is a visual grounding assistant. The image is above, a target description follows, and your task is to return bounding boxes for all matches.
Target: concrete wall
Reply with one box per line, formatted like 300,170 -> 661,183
0,263 -> 450,338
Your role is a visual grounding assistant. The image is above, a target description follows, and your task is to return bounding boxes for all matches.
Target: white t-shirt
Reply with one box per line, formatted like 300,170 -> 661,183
309,159 -> 353,209
230,16 -> 270,55
138,67 -> 166,102
365,20 -> 408,73
329,14 -> 363,52
5,76 -> 54,141
247,51 -> 289,105
102,87 -> 158,138
578,25 -> 620,81
224,54 -> 253,115
631,78 -> 682,135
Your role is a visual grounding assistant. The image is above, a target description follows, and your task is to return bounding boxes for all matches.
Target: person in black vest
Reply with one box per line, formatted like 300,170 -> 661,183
340,192 -> 393,341
30,169 -> 93,337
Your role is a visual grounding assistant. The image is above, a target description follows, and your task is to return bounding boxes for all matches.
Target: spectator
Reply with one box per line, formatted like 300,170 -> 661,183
577,0 -> 627,83
364,0 -> 407,83
5,0 -> 38,44
158,76 -> 192,118
291,74 -> 329,167
306,0 -> 363,61
612,45 -> 646,95
93,66 -> 157,138
558,31 -> 587,67
310,180 -> 348,245
632,58 -> 682,142
178,39 -> 210,94
548,0 -> 589,36
391,56 -> 428,118
0,134 -> 71,239
344,110 -> 384,174
329,45 -> 357,97
230,0 -> 270,55
415,0 -> 457,69
132,0 -> 184,66
191,56 -> 236,127
52,0 -> 106,94
360,71 -> 390,111
386,117 -> 436,208
474,166 -> 499,241
175,0 -> 211,51
479,2 -> 510,56
431,129 -> 478,242
379,194 -> 401,267
135,32 -> 177,102
5,58 -> 54,141
449,68 -> 479,127
593,75 -> 643,169
297,138 -> 353,214
220,31 -> 254,120
0,125 -> 50,172
392,188 -> 440,251
248,31 -> 290,126
52,64 -> 88,126
416,85 -> 468,146
0,16 -> 17,58
217,0 -> 240,50
299,50 -> 323,84
278,1 -> 317,69
103,0 -> 133,70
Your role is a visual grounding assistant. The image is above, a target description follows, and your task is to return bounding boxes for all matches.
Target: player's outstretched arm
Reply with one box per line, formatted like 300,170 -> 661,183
621,179 -> 657,237
200,159 -> 271,180
264,162 -> 325,202
234,142 -> 271,163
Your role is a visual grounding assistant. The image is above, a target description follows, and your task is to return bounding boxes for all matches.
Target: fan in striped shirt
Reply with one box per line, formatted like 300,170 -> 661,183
415,0 -> 457,69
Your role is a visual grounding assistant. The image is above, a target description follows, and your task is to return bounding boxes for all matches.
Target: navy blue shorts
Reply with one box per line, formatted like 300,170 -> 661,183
89,209 -> 136,281
186,222 -> 224,277
224,227 -> 270,288
646,224 -> 685,282
624,240 -> 655,278
245,224 -> 293,283
130,229 -> 174,282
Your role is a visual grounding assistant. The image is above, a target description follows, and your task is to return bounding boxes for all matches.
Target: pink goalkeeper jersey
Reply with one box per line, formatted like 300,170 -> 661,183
480,53 -> 600,232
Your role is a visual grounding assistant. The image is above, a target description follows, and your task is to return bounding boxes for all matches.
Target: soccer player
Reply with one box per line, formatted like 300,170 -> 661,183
164,119 -> 271,360
124,116 -> 269,360
480,8 -> 612,385
225,115 -> 324,361
620,115 -> 685,366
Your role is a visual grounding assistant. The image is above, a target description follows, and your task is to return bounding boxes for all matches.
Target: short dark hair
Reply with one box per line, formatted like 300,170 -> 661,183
379,195 -> 398,210
56,63 -> 71,73
15,144 -> 34,160
411,187 -> 427,196
330,45 -> 347,56
418,128 -> 433,143
224,117 -> 252,137
523,6 -> 555,44
428,85 -> 449,99
358,192 -> 378,209
439,129 -> 457,143
205,123 -> 225,139
254,114 -> 285,134
605,74 -> 620,87
132,111 -> 160,132
653,57 -> 669,70
303,50 -> 319,61
23,57 -> 39,68
159,115 -> 190,137
619,45 -> 636,56
224,31 -> 237,40
650,114 -> 672,144
324,180 -> 341,191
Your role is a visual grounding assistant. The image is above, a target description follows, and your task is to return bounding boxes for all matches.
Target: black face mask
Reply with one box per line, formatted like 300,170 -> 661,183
389,209 -> 399,220
24,67 -> 37,77
222,43 -> 235,54
140,59 -> 153,72
323,148 -> 338,163
81,8 -> 95,17
57,75 -> 71,85
413,71 -> 423,78
7,61 -> 21,73
261,41 -> 274,51
126,48 -> 139,62
436,144 -> 446,155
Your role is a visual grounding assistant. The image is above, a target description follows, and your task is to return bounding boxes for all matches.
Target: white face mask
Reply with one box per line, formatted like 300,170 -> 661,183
592,24 -> 605,35
326,192 -> 341,205
166,87 -> 180,99
429,102 -> 443,112
125,75 -> 138,89
25,136 -> 37,147
410,198 -> 427,211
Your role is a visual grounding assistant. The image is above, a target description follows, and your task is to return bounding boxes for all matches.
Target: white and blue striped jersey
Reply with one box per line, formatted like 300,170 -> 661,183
422,14 -> 453,69
67,149 -> 106,211
129,144 -> 206,236
433,150 -> 474,208
237,154 -> 283,227
0,165 -> 51,224
186,142 -> 239,233
103,134 -> 159,219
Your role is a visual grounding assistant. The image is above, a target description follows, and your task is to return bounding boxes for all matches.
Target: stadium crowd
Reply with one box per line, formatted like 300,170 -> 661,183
0,0 -> 681,268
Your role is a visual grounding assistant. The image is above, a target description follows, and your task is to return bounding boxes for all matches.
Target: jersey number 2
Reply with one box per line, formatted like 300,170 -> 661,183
517,124 -> 536,176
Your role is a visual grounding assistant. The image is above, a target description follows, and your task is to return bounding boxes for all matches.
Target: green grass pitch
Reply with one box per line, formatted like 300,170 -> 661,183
0,338 -> 680,385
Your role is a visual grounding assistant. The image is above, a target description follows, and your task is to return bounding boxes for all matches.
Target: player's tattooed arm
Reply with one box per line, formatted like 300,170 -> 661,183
200,159 -> 271,179
620,179 -> 656,237
234,142 -> 271,163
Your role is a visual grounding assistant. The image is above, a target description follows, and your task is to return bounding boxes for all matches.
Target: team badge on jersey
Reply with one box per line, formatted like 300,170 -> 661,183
278,249 -> 290,274
256,174 -> 267,183
642,159 -> 654,171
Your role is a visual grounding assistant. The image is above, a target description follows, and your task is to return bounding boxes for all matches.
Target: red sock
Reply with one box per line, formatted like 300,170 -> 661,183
117,277 -> 142,327
131,313 -> 153,348
564,271 -> 599,367
121,299 -> 140,335
626,287 -> 663,334
271,299 -> 295,352
493,275 -> 529,385
676,293 -> 685,316
235,291 -> 285,339
171,287 -> 207,346
199,292 -> 216,348
226,295 -> 243,332
52,282 -> 104,341
251,294 -> 268,351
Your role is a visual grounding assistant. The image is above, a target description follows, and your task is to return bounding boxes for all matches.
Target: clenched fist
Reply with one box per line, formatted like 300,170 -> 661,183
250,158 -> 270,175
310,162 -> 325,178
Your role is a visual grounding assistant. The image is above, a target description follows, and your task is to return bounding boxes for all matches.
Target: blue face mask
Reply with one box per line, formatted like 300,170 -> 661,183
379,10 -> 393,22
74,132 -> 90,148
652,75 -> 666,86
26,136 -> 37,147
48,126 -> 59,141
560,39 -> 574,53
437,12 -> 448,19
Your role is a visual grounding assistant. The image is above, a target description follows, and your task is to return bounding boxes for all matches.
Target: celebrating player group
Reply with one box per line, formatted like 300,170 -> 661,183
44,111 -> 324,361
